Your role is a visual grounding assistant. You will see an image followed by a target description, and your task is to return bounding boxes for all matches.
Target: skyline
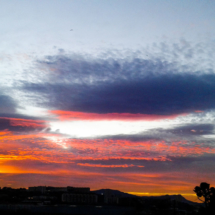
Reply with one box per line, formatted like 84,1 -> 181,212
0,0 -> 215,202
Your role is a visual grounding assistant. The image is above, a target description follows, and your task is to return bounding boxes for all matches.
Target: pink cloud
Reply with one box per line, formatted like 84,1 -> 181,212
49,110 -> 188,121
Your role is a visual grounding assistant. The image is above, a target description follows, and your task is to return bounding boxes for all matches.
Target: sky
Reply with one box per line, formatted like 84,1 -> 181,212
0,0 -> 215,202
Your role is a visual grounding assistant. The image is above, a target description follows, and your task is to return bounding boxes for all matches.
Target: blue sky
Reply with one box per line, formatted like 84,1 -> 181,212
1,0 -> 215,53
0,0 -> 215,201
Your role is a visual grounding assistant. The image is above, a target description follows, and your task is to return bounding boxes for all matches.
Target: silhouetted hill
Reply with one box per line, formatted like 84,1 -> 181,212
141,194 -> 201,206
93,189 -> 137,198
93,189 -> 201,206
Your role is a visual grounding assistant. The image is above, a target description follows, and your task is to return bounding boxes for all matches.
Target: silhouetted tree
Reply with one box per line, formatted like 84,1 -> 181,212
194,182 -> 210,206
194,182 -> 215,214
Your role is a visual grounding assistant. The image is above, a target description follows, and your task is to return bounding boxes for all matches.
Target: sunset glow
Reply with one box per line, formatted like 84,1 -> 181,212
1,0 -> 215,203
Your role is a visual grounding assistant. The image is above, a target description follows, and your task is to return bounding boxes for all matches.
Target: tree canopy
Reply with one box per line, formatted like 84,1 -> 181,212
194,182 -> 215,213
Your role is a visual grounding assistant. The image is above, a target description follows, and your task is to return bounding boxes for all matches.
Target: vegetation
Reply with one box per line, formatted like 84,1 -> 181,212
194,182 -> 215,214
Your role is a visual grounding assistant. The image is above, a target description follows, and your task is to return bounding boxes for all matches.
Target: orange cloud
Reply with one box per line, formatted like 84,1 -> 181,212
0,128 -> 215,200
0,117 -> 46,128
49,110 -> 187,121
77,163 -> 144,168
1,131 -> 215,171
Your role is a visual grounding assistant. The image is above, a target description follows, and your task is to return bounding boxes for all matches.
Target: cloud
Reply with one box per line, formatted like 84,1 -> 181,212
49,110 -> 186,121
97,123 -> 215,142
35,40 -> 215,84
21,50 -> 215,115
76,163 -> 142,168
1,41 -> 215,195
0,94 -> 17,114
166,124 -> 215,136
0,117 -> 46,132
0,89 -> 48,133
106,123 -> 215,143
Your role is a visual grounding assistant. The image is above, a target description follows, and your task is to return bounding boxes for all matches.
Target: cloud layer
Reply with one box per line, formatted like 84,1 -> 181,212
19,41 -> 215,117
1,41 -> 215,201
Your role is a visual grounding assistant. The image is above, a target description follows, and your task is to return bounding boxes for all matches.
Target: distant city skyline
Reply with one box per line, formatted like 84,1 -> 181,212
0,185 -> 197,203
0,0 -> 215,203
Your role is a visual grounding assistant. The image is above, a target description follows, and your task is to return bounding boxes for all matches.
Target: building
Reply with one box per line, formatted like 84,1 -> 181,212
46,187 -> 67,192
62,193 -> 98,204
28,186 -> 90,194
67,186 -> 90,193
28,186 -> 46,194
103,190 -> 119,204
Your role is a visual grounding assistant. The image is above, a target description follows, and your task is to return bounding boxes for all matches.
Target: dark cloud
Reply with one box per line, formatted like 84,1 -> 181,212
0,112 -> 47,120
18,48 -> 215,115
0,117 -> 46,132
99,133 -> 164,142
95,124 -> 215,146
36,54 -> 171,84
0,90 -> 49,133
0,118 -> 15,131
164,155 -> 215,173
72,154 -> 215,174
166,124 -> 215,136
0,94 -> 17,114
22,72 -> 215,115
142,154 -> 215,174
